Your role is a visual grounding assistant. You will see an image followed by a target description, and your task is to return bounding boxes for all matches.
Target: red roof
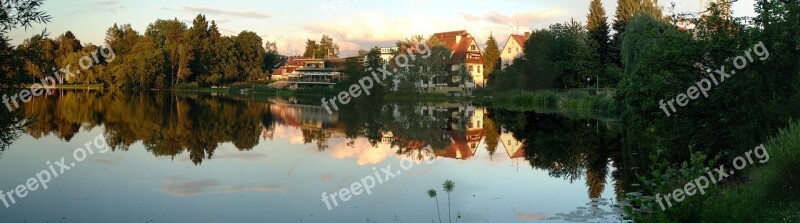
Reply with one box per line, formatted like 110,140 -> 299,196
510,34 -> 529,47
431,30 -> 484,65
435,130 -> 474,160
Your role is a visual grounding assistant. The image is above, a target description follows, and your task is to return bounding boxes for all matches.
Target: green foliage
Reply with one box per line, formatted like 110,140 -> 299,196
621,1 -> 800,221
483,33 -> 501,77
336,47 -> 388,97
0,0 -> 49,154
493,89 -> 618,119
303,35 -> 339,58
12,13 -> 275,88
610,0 -> 664,68
587,0 -> 612,84
760,121 -> 800,201
483,116 -> 500,157
491,20 -> 600,91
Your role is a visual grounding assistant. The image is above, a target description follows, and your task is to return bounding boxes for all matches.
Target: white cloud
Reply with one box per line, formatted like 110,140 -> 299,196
159,5 -> 271,19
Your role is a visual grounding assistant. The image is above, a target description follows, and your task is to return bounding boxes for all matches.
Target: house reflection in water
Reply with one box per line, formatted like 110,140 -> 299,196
260,99 -> 524,161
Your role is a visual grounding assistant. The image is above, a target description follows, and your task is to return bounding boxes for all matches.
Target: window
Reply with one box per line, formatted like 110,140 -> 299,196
471,45 -> 477,51
479,66 -> 482,73
508,47 -> 511,53
469,66 -> 473,72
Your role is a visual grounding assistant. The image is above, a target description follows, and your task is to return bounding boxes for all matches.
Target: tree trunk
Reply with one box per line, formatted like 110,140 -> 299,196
436,196 -> 442,223
448,193 -> 452,223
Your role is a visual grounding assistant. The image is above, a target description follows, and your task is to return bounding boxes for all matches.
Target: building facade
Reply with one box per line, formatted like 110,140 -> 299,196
500,32 -> 529,70
430,30 -> 485,89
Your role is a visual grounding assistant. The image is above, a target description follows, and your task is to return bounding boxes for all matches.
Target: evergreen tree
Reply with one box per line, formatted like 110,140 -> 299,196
587,0 -> 610,63
587,0 -> 611,86
189,14 -> 211,83
303,39 -> 317,58
610,0 -> 663,68
483,33 -> 501,79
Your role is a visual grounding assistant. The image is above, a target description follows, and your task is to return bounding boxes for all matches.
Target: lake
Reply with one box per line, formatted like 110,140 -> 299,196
0,90 -> 633,223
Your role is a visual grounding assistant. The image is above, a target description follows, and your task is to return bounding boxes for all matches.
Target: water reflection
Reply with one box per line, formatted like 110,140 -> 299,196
6,90 -> 631,222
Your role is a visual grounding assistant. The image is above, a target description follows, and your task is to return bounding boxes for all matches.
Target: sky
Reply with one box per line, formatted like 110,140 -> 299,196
9,0 -> 758,57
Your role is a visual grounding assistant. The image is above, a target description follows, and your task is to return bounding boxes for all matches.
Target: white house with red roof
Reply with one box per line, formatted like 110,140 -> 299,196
430,30 -> 486,89
500,32 -> 530,70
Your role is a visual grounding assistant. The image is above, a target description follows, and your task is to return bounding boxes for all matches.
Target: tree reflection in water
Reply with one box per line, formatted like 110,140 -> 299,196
13,90 -> 638,209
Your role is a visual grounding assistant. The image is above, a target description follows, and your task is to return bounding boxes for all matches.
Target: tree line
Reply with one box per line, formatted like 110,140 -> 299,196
490,0 -> 662,90
14,14 -> 281,89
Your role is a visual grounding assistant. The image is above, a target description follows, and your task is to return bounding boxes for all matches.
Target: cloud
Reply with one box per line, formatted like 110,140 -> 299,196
327,138 -> 397,165
160,176 -> 287,197
95,159 -> 113,165
223,185 -> 288,193
160,5 -> 271,19
460,13 -> 480,22
407,0 -> 428,7
270,126 -> 305,144
160,176 -> 221,197
213,152 -> 268,162
482,9 -> 566,26
320,174 -> 334,181
301,12 -> 485,53
97,0 -> 117,5
515,213 -> 547,220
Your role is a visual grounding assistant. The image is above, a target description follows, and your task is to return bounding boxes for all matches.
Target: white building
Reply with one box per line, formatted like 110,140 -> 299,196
500,32 -> 529,70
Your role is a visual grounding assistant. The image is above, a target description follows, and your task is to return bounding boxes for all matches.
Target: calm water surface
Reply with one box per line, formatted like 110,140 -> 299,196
0,90 -> 631,223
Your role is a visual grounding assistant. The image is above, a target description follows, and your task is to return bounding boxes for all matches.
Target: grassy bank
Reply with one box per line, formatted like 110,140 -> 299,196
491,89 -> 619,120
629,121 -> 800,222
23,83 -> 104,89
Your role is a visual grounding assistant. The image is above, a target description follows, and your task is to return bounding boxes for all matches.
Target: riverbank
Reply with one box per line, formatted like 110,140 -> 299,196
23,83 -> 105,90
629,121 -> 800,222
490,89 -> 619,120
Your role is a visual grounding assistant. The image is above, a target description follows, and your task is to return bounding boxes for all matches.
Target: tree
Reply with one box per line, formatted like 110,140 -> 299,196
263,41 -> 280,72
18,36 -> 57,81
104,23 -> 141,88
204,36 -> 239,85
484,116 -> 500,158
0,0 -> 50,93
54,31 -> 82,67
318,34 -> 339,58
129,36 -> 166,88
235,31 -> 265,80
588,0 -> 612,87
442,180 -> 455,223
587,0 -> 610,66
611,0 -> 663,67
303,39 -> 317,58
483,33 -> 501,78
189,14 -> 211,83
303,35 -> 340,59
145,18 -> 191,86
427,189 -> 442,223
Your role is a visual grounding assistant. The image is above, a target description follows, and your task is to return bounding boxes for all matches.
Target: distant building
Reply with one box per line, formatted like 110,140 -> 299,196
359,46 -> 399,66
270,56 -> 344,88
500,32 -> 530,70
378,47 -> 398,64
430,30 -> 485,89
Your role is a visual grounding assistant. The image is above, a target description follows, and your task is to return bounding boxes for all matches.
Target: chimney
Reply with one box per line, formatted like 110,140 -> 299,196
524,32 -> 531,39
456,35 -> 462,44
